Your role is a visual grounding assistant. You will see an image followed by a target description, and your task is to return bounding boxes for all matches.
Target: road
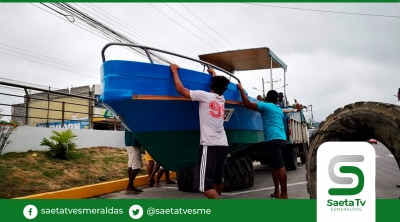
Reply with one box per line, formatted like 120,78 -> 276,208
96,143 -> 400,199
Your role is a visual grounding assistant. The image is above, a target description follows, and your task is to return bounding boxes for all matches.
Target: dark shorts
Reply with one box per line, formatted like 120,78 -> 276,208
264,139 -> 286,170
193,145 -> 228,192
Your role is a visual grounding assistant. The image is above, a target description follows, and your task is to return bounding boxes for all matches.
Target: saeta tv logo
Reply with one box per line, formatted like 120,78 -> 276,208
328,155 -> 364,196
317,142 -> 375,222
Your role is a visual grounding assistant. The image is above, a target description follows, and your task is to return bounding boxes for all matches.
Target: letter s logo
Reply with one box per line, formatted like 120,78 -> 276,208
328,155 -> 364,196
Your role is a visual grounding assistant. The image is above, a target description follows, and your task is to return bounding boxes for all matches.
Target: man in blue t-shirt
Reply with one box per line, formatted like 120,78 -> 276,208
238,84 -> 288,199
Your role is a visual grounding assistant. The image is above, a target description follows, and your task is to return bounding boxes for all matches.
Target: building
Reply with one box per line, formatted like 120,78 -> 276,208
11,85 -> 121,130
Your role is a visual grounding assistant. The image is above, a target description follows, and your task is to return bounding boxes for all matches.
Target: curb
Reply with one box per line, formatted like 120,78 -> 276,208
14,172 -> 176,199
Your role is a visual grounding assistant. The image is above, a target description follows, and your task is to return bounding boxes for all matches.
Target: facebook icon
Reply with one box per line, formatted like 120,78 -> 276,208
23,205 -> 38,219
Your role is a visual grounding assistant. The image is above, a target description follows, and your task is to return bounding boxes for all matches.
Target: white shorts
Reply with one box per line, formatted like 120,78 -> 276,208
127,146 -> 142,169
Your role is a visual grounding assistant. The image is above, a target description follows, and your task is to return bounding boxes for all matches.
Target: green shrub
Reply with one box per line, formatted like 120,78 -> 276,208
40,129 -> 77,160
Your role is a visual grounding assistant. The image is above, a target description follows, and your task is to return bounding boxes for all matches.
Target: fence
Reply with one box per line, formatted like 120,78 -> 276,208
0,80 -> 122,131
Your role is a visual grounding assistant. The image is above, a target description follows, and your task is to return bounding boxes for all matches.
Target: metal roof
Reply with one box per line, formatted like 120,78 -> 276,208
198,47 -> 287,73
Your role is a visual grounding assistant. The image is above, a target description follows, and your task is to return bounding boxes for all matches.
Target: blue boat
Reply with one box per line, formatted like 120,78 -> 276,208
96,43 -> 288,171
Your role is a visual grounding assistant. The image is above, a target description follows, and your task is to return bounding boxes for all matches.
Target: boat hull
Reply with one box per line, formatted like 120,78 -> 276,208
98,60 -> 264,171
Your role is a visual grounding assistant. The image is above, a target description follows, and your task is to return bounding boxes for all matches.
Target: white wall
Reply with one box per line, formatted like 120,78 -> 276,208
3,126 -> 126,154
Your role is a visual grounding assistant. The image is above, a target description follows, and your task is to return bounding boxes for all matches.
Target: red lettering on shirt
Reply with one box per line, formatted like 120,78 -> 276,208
209,101 -> 224,119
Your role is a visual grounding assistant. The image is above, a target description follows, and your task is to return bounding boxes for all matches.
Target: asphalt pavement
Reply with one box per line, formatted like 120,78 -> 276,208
96,142 -> 400,199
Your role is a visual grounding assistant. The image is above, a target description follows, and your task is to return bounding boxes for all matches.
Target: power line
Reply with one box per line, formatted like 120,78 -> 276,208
0,50 -> 99,79
32,3 -> 199,80
180,3 -> 238,49
0,77 -> 64,91
178,3 -> 269,81
49,3 -> 172,65
0,43 -> 97,73
149,3 -> 219,52
29,3 -> 117,52
165,3 -> 230,51
85,4 -> 167,50
241,3 -> 400,19
77,4 -> 157,47
80,3 -> 202,71
0,45 -> 98,75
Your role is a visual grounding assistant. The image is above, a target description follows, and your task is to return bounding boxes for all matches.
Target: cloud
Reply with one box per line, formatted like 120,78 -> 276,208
0,3 -> 398,124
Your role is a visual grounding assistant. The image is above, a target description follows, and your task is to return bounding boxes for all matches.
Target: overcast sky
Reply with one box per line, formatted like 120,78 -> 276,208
0,3 -> 399,123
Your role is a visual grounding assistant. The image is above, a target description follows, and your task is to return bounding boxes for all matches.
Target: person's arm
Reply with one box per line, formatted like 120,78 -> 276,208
237,84 -> 259,112
207,67 -> 217,78
170,64 -> 191,99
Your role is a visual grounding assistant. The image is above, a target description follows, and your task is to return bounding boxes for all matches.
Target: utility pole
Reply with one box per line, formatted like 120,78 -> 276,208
265,78 -> 281,90
308,104 -> 314,127
262,78 -> 265,97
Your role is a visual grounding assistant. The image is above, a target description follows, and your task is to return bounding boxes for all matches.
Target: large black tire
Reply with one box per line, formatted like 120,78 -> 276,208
177,169 -> 197,192
177,157 -> 255,192
305,102 -> 400,199
231,158 -> 248,190
239,157 -> 254,189
222,159 -> 237,192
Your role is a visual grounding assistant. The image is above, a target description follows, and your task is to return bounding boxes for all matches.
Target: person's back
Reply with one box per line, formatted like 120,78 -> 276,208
190,90 -> 228,146
258,102 -> 286,141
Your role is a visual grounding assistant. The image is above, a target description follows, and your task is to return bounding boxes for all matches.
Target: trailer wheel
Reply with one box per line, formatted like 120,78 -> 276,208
239,157 -> 254,188
177,169 -> 198,192
222,159 -> 237,192
305,102 -> 400,199
178,157 -> 255,193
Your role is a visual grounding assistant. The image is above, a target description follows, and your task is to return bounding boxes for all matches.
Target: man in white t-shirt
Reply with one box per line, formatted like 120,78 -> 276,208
170,64 -> 230,199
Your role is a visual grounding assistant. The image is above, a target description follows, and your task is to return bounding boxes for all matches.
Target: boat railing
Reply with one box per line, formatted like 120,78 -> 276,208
101,42 -> 241,84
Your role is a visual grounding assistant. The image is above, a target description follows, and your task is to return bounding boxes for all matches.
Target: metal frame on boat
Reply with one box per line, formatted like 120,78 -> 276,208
101,42 -> 241,83
198,47 -> 288,105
